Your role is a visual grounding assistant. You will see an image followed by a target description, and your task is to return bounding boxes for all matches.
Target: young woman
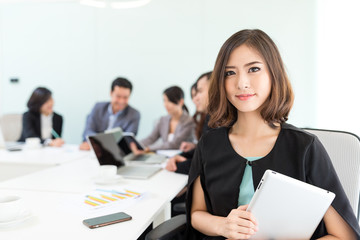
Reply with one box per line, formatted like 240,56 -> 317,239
166,72 -> 212,174
190,82 -> 207,142
131,86 -> 195,153
19,87 -> 64,147
187,29 -> 360,239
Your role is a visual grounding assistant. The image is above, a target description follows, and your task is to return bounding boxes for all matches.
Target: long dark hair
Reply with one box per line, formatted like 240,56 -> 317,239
193,71 -> 212,139
190,82 -> 197,99
208,29 -> 294,128
163,86 -> 189,113
27,87 -> 52,113
196,71 -> 212,84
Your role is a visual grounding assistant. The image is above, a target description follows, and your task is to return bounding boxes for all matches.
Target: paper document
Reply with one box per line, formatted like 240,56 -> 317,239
156,149 -> 182,158
60,187 -> 145,217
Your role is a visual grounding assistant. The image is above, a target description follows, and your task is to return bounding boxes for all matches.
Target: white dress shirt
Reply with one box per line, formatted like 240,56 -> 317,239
41,113 -> 53,140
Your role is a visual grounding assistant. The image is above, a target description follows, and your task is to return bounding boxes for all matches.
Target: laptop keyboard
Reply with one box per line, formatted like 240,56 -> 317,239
131,154 -> 151,161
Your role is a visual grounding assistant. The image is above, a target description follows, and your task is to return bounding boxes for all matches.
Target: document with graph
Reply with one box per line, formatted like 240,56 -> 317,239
60,186 -> 145,216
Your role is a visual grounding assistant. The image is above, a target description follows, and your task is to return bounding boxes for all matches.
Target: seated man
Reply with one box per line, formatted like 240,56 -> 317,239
79,77 -> 140,150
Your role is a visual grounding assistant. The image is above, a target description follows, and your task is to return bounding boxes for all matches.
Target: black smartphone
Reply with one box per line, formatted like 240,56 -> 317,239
83,212 -> 132,229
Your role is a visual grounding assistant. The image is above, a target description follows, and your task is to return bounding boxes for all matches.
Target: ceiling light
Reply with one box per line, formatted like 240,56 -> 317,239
80,0 -> 151,9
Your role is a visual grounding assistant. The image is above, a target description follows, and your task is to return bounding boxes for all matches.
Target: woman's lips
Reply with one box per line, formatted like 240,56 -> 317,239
235,93 -> 256,101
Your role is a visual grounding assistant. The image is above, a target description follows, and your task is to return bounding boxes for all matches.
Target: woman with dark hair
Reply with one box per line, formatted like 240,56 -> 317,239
190,81 -> 206,142
187,29 -> 359,239
19,87 -> 64,147
166,71 -> 212,174
131,86 -> 195,153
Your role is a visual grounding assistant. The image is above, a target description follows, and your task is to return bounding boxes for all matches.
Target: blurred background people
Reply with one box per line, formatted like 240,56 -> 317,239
130,86 -> 195,153
80,77 -> 140,150
19,87 -> 64,147
190,82 -> 207,147
166,71 -> 212,174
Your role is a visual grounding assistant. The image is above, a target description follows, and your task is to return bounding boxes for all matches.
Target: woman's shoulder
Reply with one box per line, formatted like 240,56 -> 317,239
281,123 -> 317,145
159,115 -> 171,122
198,127 -> 228,145
53,112 -> 63,119
180,112 -> 196,125
23,111 -> 39,119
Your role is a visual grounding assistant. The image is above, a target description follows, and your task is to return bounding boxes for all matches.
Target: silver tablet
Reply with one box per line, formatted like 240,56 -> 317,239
247,170 -> 335,239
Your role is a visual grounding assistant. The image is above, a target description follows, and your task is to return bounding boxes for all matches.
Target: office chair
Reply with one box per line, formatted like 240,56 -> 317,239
145,128 -> 360,240
0,114 -> 22,141
145,214 -> 186,240
304,128 -> 360,219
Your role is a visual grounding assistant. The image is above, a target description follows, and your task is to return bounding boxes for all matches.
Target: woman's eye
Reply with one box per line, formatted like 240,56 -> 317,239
224,71 -> 235,77
249,67 -> 260,73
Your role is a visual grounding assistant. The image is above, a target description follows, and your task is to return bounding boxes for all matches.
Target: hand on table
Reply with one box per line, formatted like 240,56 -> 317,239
49,138 -> 65,147
79,141 -> 91,150
165,155 -> 187,172
179,141 -> 196,152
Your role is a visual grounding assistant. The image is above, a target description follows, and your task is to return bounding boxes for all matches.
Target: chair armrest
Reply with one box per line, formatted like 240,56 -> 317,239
145,214 -> 186,240
173,202 -> 186,213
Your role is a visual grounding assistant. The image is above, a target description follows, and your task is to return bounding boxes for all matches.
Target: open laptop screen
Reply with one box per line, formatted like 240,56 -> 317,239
87,133 -> 125,167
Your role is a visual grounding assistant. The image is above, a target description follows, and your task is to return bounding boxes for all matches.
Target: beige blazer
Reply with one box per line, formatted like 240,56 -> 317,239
140,112 -> 195,151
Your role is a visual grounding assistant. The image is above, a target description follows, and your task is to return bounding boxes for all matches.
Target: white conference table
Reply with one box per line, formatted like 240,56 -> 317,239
0,145 -> 90,181
0,146 -> 188,240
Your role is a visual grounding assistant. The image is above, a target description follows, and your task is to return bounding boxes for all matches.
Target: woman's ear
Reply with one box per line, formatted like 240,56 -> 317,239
179,98 -> 184,107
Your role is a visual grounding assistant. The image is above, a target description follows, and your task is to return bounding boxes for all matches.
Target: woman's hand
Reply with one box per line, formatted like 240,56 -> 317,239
129,142 -> 149,155
50,138 -> 65,147
180,141 -> 196,152
165,155 -> 187,171
220,205 -> 258,240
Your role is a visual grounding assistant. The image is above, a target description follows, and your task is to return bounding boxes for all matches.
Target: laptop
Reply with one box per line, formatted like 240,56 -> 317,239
0,126 -> 24,151
106,128 -> 167,164
87,132 -> 162,179
247,170 -> 335,240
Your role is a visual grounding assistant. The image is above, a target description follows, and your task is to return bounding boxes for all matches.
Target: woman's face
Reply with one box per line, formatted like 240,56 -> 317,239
193,76 -> 209,113
163,94 -> 182,116
191,87 -> 197,103
224,44 -> 271,114
40,97 -> 54,116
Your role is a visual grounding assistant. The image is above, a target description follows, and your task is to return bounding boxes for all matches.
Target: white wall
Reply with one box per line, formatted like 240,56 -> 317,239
316,0 -> 360,136
0,0 -> 317,143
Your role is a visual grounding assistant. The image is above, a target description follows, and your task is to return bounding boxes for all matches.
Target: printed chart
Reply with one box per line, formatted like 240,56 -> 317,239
84,189 -> 142,208
61,187 -> 145,216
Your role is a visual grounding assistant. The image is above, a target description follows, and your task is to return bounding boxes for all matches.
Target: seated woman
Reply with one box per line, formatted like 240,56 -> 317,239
131,86 -> 195,153
187,29 -> 360,239
190,82 -> 206,143
166,72 -> 212,174
19,87 -> 65,147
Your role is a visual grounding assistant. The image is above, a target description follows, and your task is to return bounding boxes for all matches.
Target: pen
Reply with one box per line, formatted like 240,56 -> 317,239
51,128 -> 60,139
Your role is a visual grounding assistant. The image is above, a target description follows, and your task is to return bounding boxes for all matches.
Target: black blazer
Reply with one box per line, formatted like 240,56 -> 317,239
18,111 -> 63,143
186,123 -> 360,239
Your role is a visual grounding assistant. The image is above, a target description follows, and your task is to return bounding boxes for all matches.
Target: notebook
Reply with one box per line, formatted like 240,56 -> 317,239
247,169 -> 335,240
106,128 -> 167,164
87,132 -> 161,179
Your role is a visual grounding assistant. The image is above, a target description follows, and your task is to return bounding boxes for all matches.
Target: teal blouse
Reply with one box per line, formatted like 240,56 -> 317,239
238,157 -> 262,206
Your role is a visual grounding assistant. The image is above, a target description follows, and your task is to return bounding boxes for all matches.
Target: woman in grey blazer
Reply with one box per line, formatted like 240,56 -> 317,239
132,86 -> 195,152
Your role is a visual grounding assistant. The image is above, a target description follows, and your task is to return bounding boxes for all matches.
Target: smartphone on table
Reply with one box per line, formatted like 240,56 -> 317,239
83,212 -> 132,229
